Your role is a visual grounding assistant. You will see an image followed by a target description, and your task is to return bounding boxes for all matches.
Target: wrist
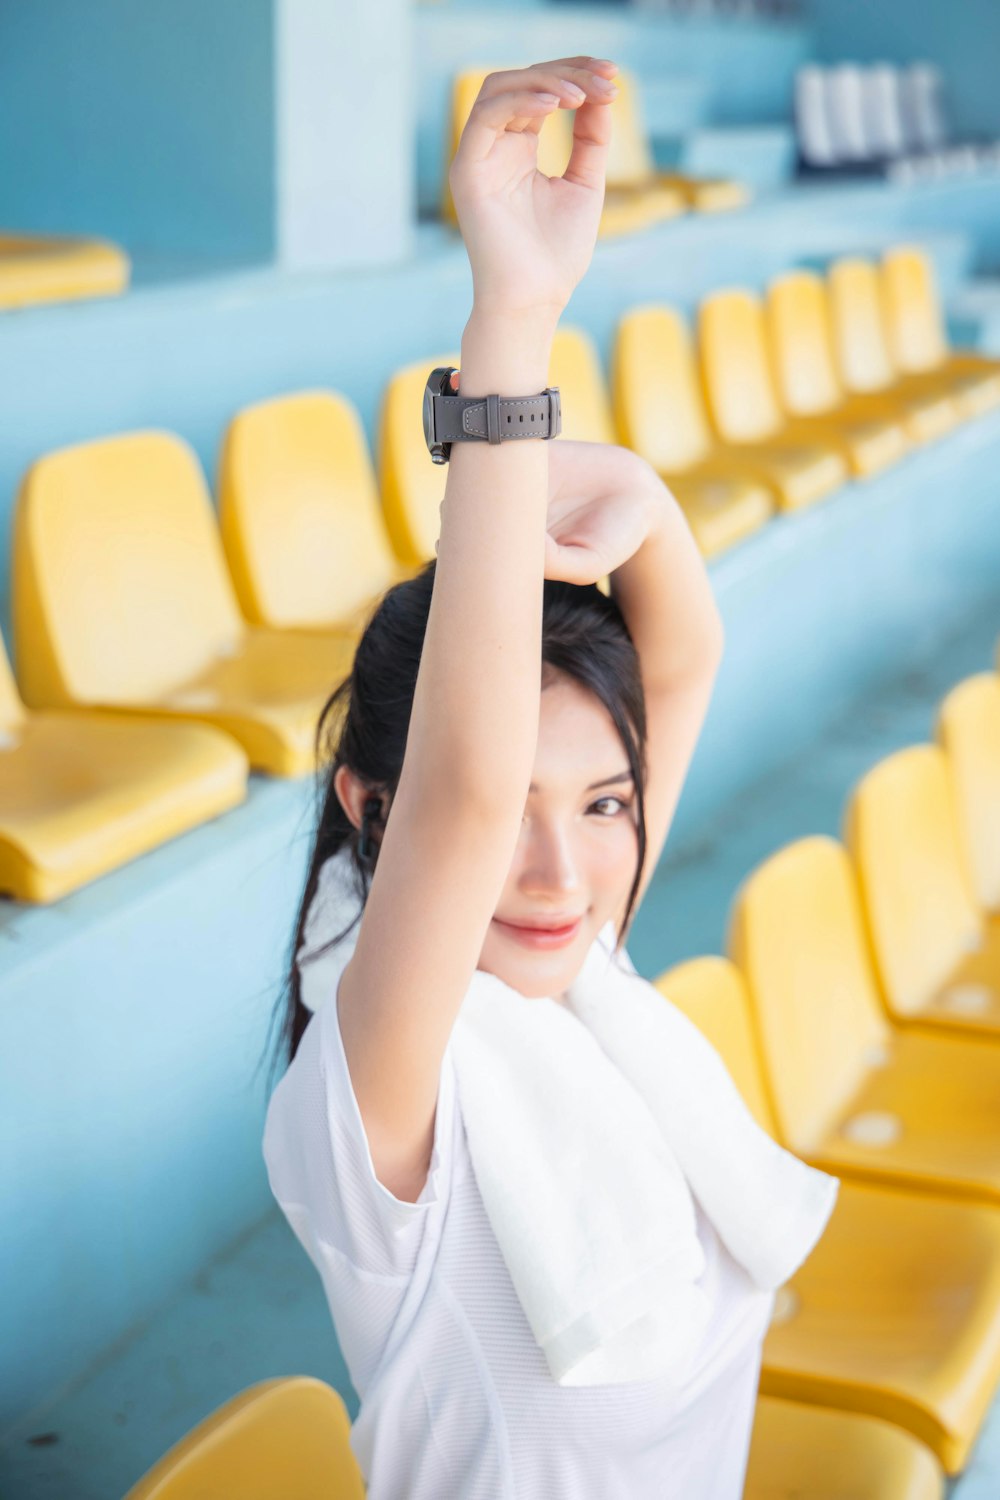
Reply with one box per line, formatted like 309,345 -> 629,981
459,305 -> 561,399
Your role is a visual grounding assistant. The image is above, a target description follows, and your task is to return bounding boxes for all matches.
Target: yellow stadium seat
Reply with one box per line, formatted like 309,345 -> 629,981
547,325 -> 618,445
699,290 -> 849,510
13,432 -> 355,777
378,351 -> 459,565
765,272 -> 910,477
612,305 -> 774,557
605,70 -> 749,215
124,1377 -> 365,1500
827,258 -> 960,443
0,232 -> 129,310
938,674 -> 1000,913
443,69 -> 685,239
730,836 -> 1000,1206
881,246 -> 1000,420
845,746 -> 1000,1037
0,629 -> 246,904
662,954 -> 1000,1474
746,1398 -> 944,1499
219,390 -> 408,633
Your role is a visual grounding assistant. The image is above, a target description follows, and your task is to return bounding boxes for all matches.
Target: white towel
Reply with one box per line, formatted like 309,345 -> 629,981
298,848 -> 838,1389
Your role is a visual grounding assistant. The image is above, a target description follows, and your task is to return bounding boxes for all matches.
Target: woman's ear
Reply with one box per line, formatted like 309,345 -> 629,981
333,764 -> 369,832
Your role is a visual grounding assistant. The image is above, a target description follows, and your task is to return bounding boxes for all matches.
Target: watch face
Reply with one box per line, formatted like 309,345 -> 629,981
424,366 -> 454,464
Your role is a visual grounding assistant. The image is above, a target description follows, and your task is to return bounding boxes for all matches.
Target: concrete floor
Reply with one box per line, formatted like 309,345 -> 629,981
4,592 -> 1000,1500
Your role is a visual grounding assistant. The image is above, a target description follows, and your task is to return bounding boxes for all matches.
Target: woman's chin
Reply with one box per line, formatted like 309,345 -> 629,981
479,923 -> 591,998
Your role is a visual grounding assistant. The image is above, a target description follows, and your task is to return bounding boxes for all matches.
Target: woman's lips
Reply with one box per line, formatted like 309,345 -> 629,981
492,916 -> 583,950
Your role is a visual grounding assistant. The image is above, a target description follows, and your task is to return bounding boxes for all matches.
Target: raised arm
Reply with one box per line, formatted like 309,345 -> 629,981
337,59 -> 620,1201
541,439 -> 725,914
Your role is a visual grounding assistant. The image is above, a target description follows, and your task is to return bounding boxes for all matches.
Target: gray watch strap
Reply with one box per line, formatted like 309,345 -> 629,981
433,388 -> 561,445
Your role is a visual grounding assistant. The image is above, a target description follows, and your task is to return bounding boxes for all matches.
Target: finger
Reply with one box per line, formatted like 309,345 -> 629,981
456,89 -> 562,164
544,534 -> 607,586
525,56 -> 619,80
479,63 -> 617,109
563,94 -> 613,193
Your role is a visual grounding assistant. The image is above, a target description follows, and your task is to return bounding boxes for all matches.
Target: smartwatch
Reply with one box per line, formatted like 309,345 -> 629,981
422,366 -> 562,464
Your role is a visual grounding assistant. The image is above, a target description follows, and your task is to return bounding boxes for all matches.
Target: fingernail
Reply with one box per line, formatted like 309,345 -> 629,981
560,81 -> 586,101
594,78 -> 618,95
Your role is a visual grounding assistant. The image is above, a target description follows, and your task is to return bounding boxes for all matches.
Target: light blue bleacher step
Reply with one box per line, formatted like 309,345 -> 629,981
640,73 -> 711,138
678,124 -> 797,190
949,279 -> 1000,354
5,577 -> 1000,1500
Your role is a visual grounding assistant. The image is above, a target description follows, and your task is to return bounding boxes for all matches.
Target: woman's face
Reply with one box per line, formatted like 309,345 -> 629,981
478,672 -> 640,999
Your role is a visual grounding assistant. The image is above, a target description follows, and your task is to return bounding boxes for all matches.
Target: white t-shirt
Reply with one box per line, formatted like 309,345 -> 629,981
263,983 -> 774,1499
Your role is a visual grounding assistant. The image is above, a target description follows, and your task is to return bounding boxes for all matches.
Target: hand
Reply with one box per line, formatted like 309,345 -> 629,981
449,57 -> 618,318
543,441 -> 664,585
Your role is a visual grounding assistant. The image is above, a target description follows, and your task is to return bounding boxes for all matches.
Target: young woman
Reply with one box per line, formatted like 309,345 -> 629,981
264,57 -> 835,1498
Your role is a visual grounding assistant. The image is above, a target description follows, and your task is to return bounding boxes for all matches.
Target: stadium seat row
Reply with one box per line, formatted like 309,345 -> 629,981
795,61 -> 1000,182
7,246 -> 996,904
444,68 -> 750,239
0,232 -> 130,311
654,660 -> 1000,1475
122,1374 -> 945,1499
614,244 -> 1000,553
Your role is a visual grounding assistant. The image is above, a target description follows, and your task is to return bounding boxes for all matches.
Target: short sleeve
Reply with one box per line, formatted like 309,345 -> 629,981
263,983 -> 457,1282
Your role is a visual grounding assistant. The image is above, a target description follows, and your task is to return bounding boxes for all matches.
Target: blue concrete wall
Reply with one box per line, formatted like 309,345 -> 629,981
810,0 -> 1000,140
0,0 -> 275,260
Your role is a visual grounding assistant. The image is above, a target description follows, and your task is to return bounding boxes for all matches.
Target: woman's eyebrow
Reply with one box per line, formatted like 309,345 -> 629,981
585,769 -> 634,792
528,769 -> 634,794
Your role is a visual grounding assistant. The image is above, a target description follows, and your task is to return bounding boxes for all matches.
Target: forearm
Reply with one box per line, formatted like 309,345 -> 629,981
400,305 -> 559,814
610,476 -> 725,701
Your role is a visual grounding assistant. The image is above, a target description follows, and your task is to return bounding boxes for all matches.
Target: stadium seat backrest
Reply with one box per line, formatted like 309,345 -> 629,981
548,325 -> 617,444
881,246 -> 949,374
766,271 -> 844,417
378,353 -> 458,566
604,70 -> 656,190
767,271 -> 845,420
728,837 -> 891,1155
444,69 -> 572,223
825,64 -> 871,163
699,290 -> 783,444
219,390 -> 398,628
845,746 -> 983,1016
124,1377 -> 365,1500
795,66 -> 837,168
0,630 -> 26,731
654,957 -> 778,1136
827,258 -> 897,394
937,675 -> 1000,912
862,65 -> 907,158
612,305 -> 712,472
13,431 -> 243,709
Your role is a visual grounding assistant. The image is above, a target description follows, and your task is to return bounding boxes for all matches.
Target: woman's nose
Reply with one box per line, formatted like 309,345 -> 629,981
520,824 -> 581,898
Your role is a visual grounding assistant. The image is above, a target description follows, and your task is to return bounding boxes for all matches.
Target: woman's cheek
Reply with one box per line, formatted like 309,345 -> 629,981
589,819 -> 640,910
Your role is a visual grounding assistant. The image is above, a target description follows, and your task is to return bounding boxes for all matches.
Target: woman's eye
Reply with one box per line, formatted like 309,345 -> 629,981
589,796 -> 628,817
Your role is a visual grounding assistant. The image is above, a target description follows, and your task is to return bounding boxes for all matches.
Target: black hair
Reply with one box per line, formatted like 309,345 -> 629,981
270,561 -> 647,1073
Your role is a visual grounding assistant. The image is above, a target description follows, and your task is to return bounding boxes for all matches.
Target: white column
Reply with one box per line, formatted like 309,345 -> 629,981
275,0 -> 414,271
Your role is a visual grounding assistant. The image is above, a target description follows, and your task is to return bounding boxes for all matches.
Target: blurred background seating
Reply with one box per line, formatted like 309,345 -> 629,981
3,2 -> 1000,1496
